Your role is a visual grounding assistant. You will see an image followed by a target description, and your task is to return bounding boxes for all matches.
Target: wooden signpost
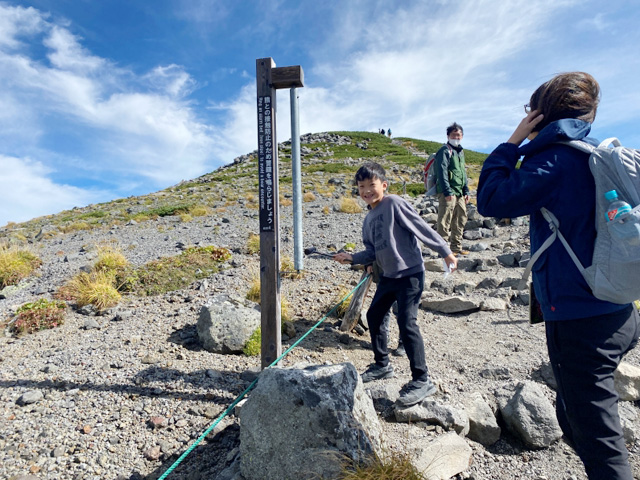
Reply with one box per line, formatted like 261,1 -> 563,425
256,58 -> 304,369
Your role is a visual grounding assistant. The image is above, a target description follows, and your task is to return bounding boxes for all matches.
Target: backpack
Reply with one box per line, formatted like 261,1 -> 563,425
423,144 -> 452,196
520,138 -> 640,304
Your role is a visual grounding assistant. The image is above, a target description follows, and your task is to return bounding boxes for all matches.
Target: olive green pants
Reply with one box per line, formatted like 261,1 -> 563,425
436,194 -> 467,252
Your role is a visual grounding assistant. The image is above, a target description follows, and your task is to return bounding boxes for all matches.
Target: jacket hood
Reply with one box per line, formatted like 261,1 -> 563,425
518,119 -> 593,157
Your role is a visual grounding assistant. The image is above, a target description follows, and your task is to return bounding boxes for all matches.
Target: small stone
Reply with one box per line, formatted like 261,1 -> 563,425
77,424 -> 92,434
141,354 -> 159,364
144,445 -> 162,461
17,390 -> 44,405
84,318 -> 100,329
148,416 -> 168,429
51,446 -> 65,457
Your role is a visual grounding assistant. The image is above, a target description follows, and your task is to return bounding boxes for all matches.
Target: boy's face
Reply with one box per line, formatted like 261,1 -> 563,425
357,176 -> 388,208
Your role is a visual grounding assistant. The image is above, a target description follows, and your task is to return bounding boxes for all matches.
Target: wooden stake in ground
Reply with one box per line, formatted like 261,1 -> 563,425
256,57 -> 304,369
340,271 -> 373,332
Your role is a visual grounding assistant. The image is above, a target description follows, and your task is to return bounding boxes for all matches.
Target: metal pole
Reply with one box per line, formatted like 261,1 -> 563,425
290,87 -> 303,271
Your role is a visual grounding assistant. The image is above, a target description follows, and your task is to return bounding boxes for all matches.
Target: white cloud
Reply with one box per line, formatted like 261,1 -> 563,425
0,3 -> 45,49
44,25 -> 105,72
143,64 -> 197,98
0,4 -> 217,188
0,155 -> 104,226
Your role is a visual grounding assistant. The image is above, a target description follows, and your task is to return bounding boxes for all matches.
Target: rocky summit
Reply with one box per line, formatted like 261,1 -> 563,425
1,132 -> 639,480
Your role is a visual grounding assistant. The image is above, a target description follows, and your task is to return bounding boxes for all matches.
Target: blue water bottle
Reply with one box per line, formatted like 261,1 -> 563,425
605,190 -> 631,222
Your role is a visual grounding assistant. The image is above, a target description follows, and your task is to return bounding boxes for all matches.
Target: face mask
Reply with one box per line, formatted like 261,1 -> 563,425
448,138 -> 461,147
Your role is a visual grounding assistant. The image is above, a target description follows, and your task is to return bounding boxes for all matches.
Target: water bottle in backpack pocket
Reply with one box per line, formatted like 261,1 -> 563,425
604,190 -> 640,257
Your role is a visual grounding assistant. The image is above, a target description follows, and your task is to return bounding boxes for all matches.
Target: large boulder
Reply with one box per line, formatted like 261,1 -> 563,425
495,381 -> 562,449
239,363 -> 382,480
196,295 -> 260,353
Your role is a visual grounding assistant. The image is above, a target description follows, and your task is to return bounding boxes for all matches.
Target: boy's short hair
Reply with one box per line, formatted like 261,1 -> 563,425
355,162 -> 387,183
446,122 -> 464,136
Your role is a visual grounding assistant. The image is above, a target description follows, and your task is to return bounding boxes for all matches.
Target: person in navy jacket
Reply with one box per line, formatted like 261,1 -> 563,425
477,72 -> 639,480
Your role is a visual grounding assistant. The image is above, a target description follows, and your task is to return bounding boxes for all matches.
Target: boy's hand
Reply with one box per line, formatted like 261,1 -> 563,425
444,253 -> 457,272
333,252 -> 353,264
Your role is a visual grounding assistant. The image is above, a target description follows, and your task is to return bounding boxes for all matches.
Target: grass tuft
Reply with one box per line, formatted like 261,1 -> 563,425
0,246 -> 42,288
338,451 -> 425,480
338,197 -> 363,214
58,271 -> 122,311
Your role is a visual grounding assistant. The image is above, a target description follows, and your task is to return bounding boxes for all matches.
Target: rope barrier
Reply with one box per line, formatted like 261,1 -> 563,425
158,273 -> 371,479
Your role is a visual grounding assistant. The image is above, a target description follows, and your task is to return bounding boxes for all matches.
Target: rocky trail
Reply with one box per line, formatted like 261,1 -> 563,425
1,132 -> 639,480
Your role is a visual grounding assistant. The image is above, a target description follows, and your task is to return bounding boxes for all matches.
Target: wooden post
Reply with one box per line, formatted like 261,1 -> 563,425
256,58 -> 304,369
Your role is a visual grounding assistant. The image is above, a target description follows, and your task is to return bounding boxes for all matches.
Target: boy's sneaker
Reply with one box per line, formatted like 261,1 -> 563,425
392,344 -> 406,357
397,378 -> 436,406
361,364 -> 394,383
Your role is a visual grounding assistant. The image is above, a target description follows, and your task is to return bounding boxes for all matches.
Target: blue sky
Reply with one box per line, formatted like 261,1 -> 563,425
1,0 -> 640,226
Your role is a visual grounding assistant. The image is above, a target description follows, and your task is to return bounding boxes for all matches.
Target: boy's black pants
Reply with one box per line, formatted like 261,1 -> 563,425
366,271 -> 429,382
546,305 -> 639,480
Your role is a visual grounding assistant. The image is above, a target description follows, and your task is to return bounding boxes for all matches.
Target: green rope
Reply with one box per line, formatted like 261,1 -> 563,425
157,273 -> 370,479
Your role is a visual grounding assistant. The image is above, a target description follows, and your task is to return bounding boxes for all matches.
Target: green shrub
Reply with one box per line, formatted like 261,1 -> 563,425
12,298 -> 66,335
0,246 -> 42,288
123,246 -> 231,296
243,328 -> 262,356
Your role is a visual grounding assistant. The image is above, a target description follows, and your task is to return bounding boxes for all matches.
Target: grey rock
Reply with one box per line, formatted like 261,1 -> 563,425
17,390 -> 44,406
480,298 -> 508,311
465,219 -> 484,230
463,230 -> 483,240
422,296 -> 480,314
470,242 -> 489,252
614,361 -> 640,401
113,309 -> 133,321
453,283 -> 476,295
463,392 -> 501,446
483,218 -> 497,229
84,318 -> 100,330
395,399 -> 469,435
239,363 -> 381,480
476,277 -> 501,290
366,383 -> 401,413
497,253 -> 518,267
197,295 -> 260,354
479,367 -> 511,380
413,432 -> 472,480
619,401 -> 638,444
495,381 -> 562,449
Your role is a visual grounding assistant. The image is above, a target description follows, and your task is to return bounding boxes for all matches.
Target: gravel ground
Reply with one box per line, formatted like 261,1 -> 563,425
1,180 -> 639,480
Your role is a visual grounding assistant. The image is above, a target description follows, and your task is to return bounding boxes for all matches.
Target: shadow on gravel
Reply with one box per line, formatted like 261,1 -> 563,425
133,423 -> 241,480
167,324 -> 204,352
0,367 -> 249,403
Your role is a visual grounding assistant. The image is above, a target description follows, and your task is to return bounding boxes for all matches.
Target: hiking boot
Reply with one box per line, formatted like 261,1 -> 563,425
396,378 -> 436,406
361,363 -> 394,383
392,344 -> 406,357
452,249 -> 470,256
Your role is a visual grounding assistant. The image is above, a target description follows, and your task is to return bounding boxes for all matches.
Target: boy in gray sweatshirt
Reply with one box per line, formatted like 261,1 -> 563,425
334,162 -> 457,406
